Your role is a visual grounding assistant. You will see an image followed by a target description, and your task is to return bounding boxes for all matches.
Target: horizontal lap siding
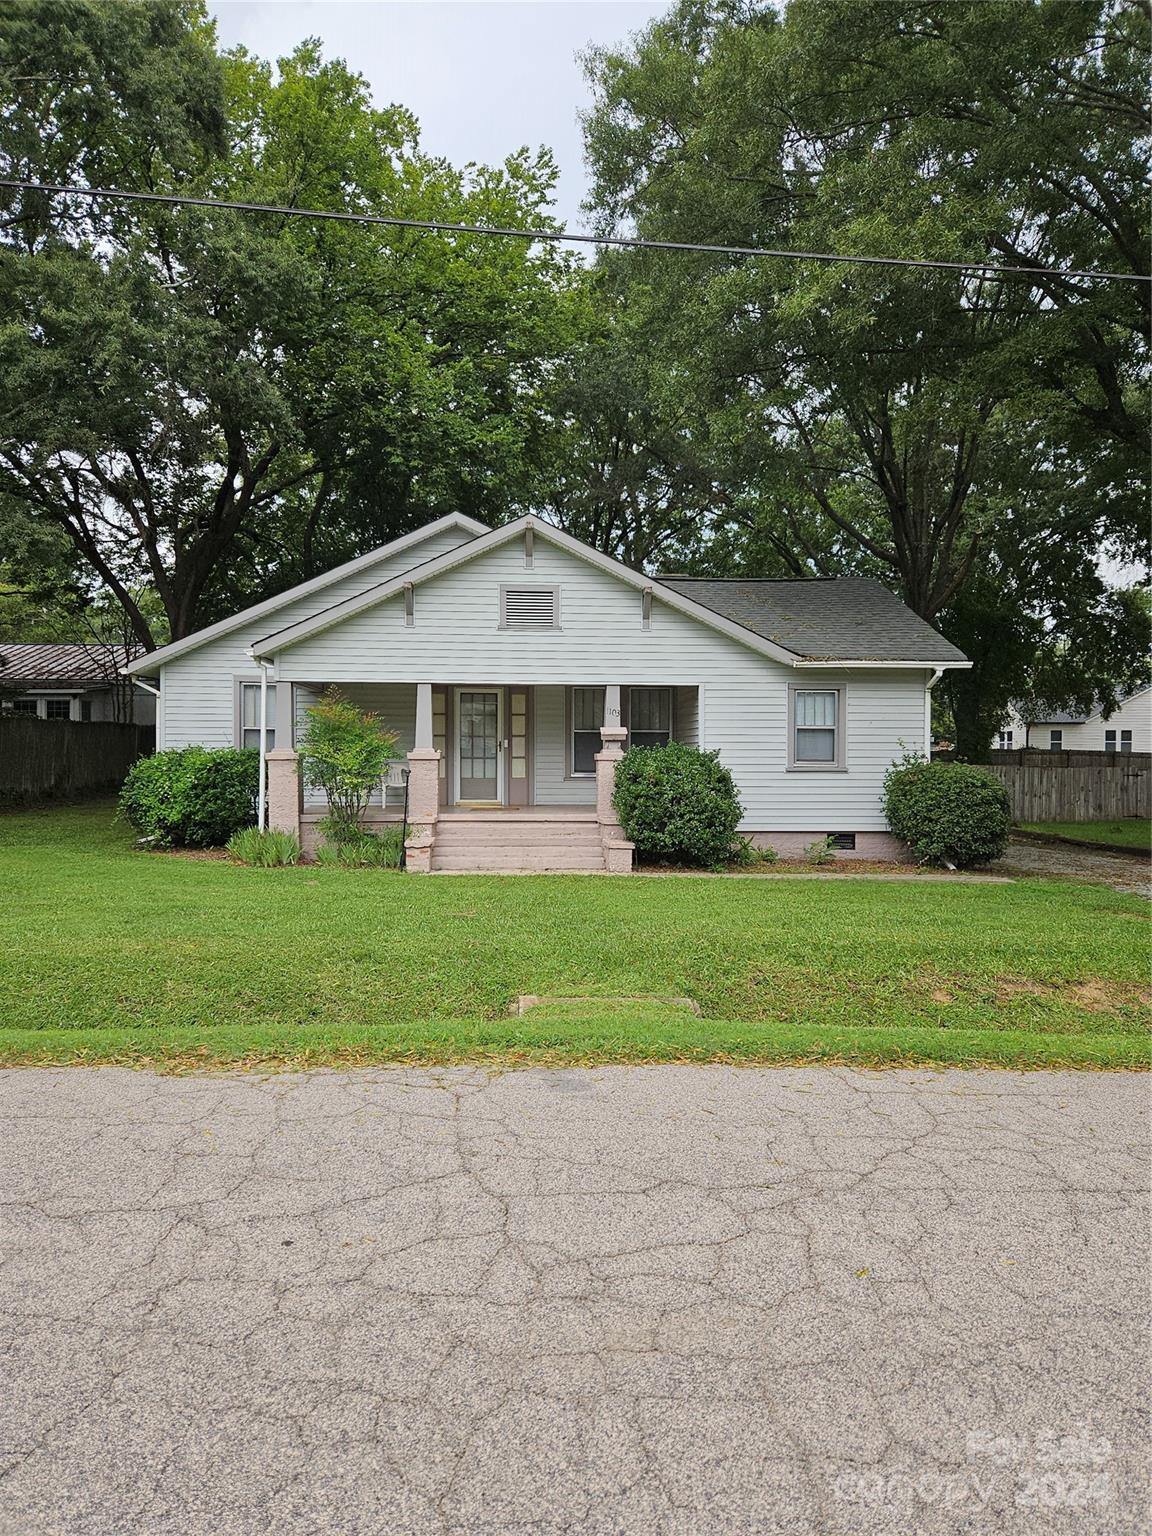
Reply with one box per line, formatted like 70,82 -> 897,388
295,682 -> 416,810
157,528 -> 472,750
276,539 -> 928,831
534,685 -> 595,804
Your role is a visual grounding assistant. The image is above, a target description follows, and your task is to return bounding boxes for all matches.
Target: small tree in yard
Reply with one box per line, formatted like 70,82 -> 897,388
883,754 -> 1011,869
298,690 -> 398,846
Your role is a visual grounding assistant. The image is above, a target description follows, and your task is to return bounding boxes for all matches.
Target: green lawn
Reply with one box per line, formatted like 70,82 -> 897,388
1,801 -> 1148,1071
1017,818 -> 1151,852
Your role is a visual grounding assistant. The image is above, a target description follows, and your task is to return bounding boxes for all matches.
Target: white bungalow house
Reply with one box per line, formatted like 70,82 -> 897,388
123,513 -> 969,871
999,686 -> 1152,754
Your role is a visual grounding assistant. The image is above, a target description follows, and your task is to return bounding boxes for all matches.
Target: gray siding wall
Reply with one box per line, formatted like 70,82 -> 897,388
533,685 -> 595,805
273,538 -> 928,831
157,526 -> 472,750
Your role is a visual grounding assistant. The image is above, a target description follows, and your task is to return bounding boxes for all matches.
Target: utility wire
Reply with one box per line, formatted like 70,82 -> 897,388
2,177 -> 1148,285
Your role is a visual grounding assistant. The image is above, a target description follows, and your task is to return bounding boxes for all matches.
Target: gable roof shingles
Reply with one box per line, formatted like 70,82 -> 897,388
656,577 -> 966,664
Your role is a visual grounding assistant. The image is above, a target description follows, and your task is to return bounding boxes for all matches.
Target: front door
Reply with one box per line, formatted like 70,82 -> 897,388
455,689 -> 503,803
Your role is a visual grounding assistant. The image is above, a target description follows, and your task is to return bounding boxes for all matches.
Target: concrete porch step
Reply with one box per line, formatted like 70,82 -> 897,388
434,824 -> 603,846
433,848 -> 607,872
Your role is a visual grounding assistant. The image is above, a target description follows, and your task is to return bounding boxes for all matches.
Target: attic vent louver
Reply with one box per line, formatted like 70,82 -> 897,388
501,586 -> 559,629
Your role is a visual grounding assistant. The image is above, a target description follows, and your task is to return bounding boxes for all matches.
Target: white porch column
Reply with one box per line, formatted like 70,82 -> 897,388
406,682 -> 440,871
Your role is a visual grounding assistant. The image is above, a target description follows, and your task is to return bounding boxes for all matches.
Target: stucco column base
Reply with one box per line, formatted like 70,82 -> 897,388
595,729 -> 632,872
404,826 -> 434,874
265,748 -> 301,839
406,748 -> 441,825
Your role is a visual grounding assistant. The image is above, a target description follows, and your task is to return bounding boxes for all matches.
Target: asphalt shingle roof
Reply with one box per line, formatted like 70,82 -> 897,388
657,576 -> 967,664
0,643 -> 142,686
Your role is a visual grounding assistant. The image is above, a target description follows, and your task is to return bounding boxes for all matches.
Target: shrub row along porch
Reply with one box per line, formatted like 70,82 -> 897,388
266,682 -> 691,871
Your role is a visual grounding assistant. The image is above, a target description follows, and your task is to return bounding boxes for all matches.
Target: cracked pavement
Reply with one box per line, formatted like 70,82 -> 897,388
0,1065 -> 1147,1535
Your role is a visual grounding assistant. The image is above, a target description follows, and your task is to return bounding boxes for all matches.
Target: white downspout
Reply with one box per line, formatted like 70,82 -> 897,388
925,667 -> 944,758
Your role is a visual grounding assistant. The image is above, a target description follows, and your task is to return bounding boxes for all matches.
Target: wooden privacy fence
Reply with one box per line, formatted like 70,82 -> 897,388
0,719 -> 155,803
982,749 -> 1151,823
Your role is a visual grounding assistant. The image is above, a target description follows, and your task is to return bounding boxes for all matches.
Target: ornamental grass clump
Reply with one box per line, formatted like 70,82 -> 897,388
226,827 -> 301,866
883,754 -> 1011,868
298,689 -> 398,847
613,742 -> 743,867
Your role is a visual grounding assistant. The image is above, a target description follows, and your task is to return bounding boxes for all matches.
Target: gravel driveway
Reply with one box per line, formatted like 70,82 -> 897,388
1,1065 -> 1147,1535
992,837 -> 1150,896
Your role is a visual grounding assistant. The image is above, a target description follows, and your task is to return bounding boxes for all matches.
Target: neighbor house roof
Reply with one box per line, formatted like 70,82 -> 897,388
0,643 -> 142,688
656,577 -> 967,665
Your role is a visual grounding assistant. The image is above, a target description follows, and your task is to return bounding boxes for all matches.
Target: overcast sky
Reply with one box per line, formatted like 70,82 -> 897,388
209,1 -> 665,227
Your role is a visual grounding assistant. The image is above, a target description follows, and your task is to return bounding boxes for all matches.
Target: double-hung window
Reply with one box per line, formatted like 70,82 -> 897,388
1105,729 -> 1133,754
44,698 -> 72,720
239,682 -> 277,751
1049,729 -> 1063,751
10,698 -> 37,716
570,687 -> 604,776
790,687 -> 843,769
628,687 -> 671,750
997,730 -> 1013,750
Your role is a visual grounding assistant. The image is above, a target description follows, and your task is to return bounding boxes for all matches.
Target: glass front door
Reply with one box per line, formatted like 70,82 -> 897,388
456,690 -> 502,802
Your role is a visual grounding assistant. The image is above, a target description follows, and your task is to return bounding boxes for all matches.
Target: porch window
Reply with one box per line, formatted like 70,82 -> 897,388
570,687 -> 604,776
239,682 -> 276,751
628,687 -> 671,750
789,687 -> 844,769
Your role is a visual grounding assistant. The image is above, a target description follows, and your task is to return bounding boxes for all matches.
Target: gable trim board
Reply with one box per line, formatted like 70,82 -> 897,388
122,512 -> 489,677
250,515 -> 969,672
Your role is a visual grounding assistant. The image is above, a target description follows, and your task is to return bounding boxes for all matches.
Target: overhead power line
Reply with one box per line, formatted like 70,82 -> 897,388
1,178 -> 1148,285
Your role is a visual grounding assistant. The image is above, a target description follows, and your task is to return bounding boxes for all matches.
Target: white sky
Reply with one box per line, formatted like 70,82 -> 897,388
208,0 -> 665,226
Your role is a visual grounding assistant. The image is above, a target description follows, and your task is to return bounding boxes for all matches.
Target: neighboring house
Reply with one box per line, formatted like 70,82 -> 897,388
123,513 -> 969,871
0,644 -> 156,725
1001,685 -> 1152,753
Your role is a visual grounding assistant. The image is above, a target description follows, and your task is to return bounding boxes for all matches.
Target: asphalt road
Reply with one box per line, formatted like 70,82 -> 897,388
0,1065 -> 1147,1535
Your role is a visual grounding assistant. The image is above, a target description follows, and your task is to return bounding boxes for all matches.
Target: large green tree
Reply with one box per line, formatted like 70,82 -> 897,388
0,1 -> 580,646
582,0 -> 1150,755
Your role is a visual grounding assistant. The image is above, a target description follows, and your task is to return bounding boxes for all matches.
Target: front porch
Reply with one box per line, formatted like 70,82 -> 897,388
266,681 -> 680,871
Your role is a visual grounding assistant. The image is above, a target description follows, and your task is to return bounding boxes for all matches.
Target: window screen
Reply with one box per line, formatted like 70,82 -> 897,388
240,682 -> 276,750
571,687 -> 604,775
629,688 -> 671,750
794,690 -> 839,764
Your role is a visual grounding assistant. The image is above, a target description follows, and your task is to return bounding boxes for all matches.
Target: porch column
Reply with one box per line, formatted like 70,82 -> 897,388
406,682 -> 440,872
596,685 -> 633,872
266,748 -> 301,840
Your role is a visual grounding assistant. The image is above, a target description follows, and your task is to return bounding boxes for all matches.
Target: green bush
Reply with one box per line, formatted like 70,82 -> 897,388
315,824 -> 404,868
804,835 -> 836,867
613,742 -> 743,867
299,689 -> 398,844
226,827 -> 301,867
119,748 -> 259,847
883,755 -> 1011,868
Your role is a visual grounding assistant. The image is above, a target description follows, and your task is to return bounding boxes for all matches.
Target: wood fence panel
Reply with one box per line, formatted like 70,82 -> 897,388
981,750 -> 1151,822
0,719 -> 155,803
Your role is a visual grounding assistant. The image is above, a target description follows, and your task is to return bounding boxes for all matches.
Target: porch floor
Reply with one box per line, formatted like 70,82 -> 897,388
439,805 -> 596,821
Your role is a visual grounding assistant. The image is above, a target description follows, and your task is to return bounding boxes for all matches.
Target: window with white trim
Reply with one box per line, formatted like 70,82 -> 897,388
1105,729 -> 1133,754
45,697 -> 72,720
628,687 -> 671,750
1049,729 -> 1063,751
501,586 -> 559,629
239,682 -> 276,751
997,730 -> 1013,750
790,687 -> 843,768
570,687 -> 604,776
11,698 -> 37,716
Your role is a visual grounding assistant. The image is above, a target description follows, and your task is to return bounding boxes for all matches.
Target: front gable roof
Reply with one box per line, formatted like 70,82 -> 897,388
122,512 -> 488,675
251,515 -> 970,669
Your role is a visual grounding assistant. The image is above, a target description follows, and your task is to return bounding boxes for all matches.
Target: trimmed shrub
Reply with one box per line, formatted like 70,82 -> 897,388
299,689 -> 398,845
119,747 -> 259,847
227,827 -> 301,866
883,756 -> 1011,868
613,742 -> 743,867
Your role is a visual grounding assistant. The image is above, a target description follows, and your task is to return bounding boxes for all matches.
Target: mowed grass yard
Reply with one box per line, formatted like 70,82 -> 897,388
1018,818 -> 1150,852
0,801 -> 1148,1070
